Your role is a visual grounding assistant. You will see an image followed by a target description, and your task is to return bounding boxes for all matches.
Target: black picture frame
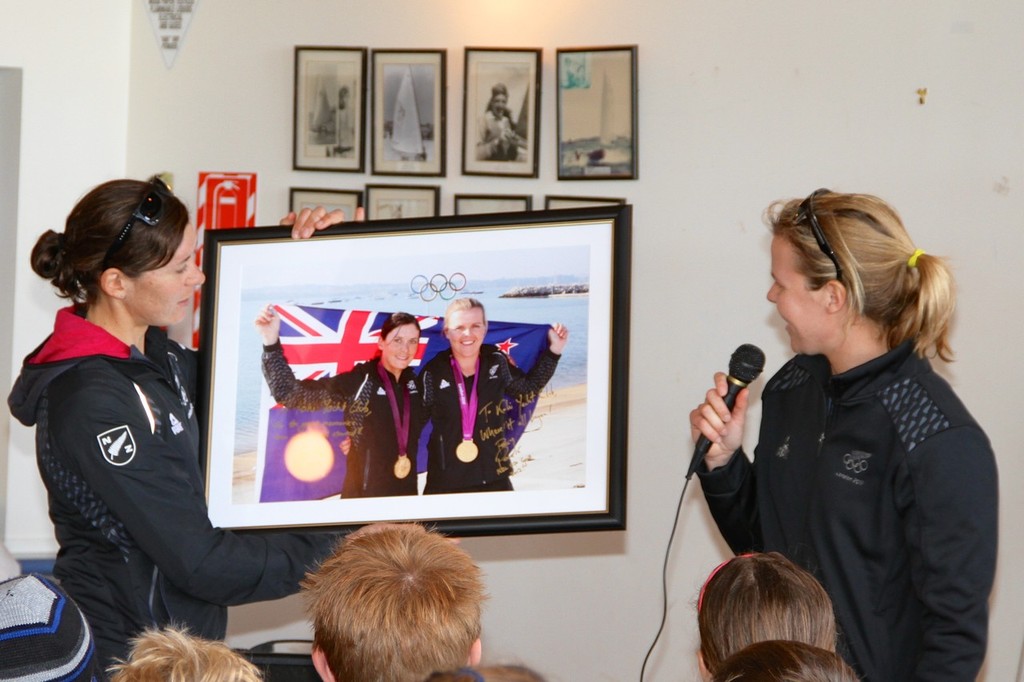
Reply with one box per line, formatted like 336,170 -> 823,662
545,195 -> 626,210
462,47 -> 542,178
289,188 -> 363,222
364,183 -> 440,220
293,46 -> 367,172
453,193 -> 532,215
371,49 -> 447,176
556,45 -> 638,180
197,205 -> 632,536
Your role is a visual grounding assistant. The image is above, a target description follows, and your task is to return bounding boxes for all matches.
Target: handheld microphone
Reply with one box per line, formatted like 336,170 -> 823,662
686,344 -> 766,479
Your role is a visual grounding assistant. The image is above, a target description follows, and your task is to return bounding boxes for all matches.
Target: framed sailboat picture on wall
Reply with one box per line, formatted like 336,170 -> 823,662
462,47 -> 542,178
371,49 -> 447,177
556,45 -> 638,180
293,46 -> 367,172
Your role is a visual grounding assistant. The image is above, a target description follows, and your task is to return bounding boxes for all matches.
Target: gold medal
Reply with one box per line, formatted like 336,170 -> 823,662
393,454 -> 411,479
456,439 -> 479,463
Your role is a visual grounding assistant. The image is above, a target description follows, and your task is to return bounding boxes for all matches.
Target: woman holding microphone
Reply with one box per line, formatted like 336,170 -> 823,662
689,189 -> 997,681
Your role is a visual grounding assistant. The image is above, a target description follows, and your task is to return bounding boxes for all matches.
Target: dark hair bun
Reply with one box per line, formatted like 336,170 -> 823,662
30,229 -> 64,281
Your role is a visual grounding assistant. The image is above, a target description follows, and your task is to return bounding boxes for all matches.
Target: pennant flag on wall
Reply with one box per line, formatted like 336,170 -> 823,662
145,0 -> 199,69
256,304 -> 551,502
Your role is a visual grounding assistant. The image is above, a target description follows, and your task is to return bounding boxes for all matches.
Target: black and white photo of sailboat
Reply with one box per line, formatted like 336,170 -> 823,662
381,63 -> 435,162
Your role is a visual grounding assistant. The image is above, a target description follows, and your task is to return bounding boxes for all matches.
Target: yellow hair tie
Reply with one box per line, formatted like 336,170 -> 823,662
907,249 -> 925,268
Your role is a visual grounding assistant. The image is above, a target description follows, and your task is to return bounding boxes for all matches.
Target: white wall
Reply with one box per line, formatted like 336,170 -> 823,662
3,1 -> 1022,680
1,3 -> 132,554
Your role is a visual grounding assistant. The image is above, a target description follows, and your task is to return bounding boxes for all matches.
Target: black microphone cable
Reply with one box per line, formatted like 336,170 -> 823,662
640,344 -> 764,681
638,470 -> 695,681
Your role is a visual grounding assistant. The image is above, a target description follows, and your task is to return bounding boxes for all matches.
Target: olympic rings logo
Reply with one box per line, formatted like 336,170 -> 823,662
842,452 -> 870,474
410,272 -> 467,302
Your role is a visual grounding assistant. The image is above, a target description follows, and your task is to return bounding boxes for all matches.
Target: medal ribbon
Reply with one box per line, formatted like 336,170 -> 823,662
450,354 -> 479,443
376,362 -> 411,456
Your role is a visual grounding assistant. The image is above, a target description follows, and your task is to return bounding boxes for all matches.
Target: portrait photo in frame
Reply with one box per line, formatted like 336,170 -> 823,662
289,187 -> 362,222
557,45 -> 638,180
293,46 -> 367,172
462,47 -> 541,178
454,193 -> 532,215
545,195 -> 626,210
371,49 -> 446,176
365,183 -> 440,220
197,205 -> 631,536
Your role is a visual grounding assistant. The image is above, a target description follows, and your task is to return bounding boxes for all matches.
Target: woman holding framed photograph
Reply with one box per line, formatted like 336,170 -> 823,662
7,177 -> 347,667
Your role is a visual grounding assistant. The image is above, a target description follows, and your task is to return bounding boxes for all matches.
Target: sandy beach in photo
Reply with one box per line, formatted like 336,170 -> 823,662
231,383 -> 588,504
507,383 -> 587,490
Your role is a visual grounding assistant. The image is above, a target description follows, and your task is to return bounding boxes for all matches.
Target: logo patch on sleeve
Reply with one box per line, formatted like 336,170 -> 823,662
97,425 -> 137,466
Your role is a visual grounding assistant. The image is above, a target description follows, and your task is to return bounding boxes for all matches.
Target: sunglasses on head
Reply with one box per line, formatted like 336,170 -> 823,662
797,187 -> 843,282
102,176 -> 170,269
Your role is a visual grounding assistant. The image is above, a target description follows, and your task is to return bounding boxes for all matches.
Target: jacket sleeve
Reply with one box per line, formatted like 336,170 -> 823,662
501,349 -> 560,400
47,362 -> 340,606
696,447 -> 763,554
897,425 -> 998,681
419,359 -> 441,413
261,341 -> 352,410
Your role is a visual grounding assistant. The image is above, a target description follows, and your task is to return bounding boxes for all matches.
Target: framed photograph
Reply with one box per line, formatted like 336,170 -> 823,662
289,188 -> 362,222
293,46 -> 367,172
454,193 -> 532,215
556,45 -> 638,180
197,204 -> 632,536
545,195 -> 626,210
462,47 -> 541,178
365,183 -> 439,220
371,49 -> 446,176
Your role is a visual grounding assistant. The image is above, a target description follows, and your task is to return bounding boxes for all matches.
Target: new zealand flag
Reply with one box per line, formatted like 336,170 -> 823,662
258,304 -> 551,502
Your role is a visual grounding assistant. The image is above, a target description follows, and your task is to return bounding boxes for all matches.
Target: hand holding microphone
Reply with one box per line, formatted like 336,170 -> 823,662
687,344 -> 765,479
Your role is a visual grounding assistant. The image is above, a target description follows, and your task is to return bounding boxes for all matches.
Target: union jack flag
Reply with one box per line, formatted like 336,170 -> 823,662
274,305 -> 442,379
257,304 -> 552,502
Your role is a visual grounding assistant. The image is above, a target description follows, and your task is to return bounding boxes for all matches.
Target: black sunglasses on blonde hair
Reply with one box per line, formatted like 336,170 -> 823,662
797,188 -> 843,282
102,176 -> 170,269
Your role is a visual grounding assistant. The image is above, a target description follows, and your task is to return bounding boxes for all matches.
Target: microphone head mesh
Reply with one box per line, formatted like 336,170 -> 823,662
729,344 -> 766,384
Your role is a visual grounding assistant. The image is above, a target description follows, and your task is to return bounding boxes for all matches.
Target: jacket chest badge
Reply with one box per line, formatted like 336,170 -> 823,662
842,450 -> 871,474
168,412 -> 184,436
97,425 -> 137,466
489,365 -> 499,379
775,437 -> 790,460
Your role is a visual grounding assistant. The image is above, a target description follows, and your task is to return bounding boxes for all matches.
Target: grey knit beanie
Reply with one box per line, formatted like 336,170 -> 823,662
0,574 -> 100,681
